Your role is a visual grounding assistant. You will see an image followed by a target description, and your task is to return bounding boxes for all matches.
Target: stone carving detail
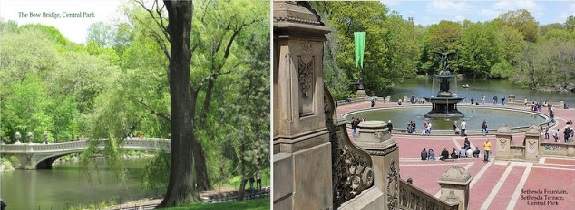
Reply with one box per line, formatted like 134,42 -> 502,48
387,160 -> 399,210
324,85 -> 374,207
498,138 -> 508,148
332,136 -> 374,207
527,140 -> 537,151
544,144 -> 562,151
297,55 -> 314,97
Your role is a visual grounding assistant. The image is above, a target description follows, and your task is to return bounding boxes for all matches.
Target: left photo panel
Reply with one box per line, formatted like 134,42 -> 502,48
0,0 -> 270,209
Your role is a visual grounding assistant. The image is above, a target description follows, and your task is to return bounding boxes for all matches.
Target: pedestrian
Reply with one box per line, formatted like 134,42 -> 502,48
452,121 -> 458,135
501,97 -> 505,105
482,96 -> 486,104
493,95 -> 497,104
460,120 -> 466,136
481,120 -> 488,135
544,127 -> 550,140
471,98 -> 474,105
427,122 -> 432,135
564,126 -> 571,143
483,139 -> 492,161
387,120 -> 393,132
553,129 -> 559,142
371,98 -> 375,107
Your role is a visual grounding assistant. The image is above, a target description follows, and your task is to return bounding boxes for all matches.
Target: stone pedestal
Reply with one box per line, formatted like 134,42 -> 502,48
438,166 -> 472,210
354,121 -> 399,210
356,89 -> 367,98
356,121 -> 391,143
524,126 -> 540,161
495,126 -> 513,160
272,2 -> 333,210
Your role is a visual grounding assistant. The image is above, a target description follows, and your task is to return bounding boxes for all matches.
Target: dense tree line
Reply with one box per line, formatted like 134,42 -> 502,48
312,1 -> 575,98
0,0 -> 269,206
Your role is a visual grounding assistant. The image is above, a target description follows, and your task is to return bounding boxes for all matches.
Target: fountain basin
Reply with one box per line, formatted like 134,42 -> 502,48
345,105 -> 551,134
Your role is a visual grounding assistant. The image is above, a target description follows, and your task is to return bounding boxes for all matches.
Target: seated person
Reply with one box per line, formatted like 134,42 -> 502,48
428,149 -> 436,160
451,148 -> 459,159
463,138 -> 471,150
466,148 -> 473,158
473,147 -> 480,158
440,148 -> 449,161
459,148 -> 467,158
420,148 -> 428,160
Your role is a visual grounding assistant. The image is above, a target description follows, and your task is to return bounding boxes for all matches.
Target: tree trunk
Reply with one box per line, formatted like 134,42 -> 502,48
193,140 -> 211,191
159,0 -> 199,207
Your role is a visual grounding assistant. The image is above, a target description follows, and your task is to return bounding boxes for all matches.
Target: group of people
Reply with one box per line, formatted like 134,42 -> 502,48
452,120 -> 467,136
491,95 -> 506,105
421,138 -> 492,162
406,121 -> 416,134
529,101 -> 545,112
543,120 -> 574,143
421,121 -> 432,135
409,96 -> 426,104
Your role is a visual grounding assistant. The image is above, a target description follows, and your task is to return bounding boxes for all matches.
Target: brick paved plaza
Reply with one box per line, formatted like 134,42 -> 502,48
339,101 -> 575,210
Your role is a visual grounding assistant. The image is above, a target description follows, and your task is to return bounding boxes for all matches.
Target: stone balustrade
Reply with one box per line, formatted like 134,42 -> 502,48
540,142 -> 575,157
399,179 -> 459,210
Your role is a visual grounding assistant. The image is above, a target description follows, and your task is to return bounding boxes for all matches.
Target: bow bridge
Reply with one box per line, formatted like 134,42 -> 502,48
0,138 -> 170,169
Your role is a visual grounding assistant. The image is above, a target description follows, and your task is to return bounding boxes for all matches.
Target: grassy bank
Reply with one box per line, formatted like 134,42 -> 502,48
158,197 -> 269,210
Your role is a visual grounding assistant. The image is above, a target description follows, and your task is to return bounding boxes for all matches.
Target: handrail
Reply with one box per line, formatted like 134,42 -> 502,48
399,179 -> 458,210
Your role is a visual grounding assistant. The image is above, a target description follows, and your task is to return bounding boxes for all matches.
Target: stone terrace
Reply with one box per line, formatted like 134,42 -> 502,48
338,100 -> 575,210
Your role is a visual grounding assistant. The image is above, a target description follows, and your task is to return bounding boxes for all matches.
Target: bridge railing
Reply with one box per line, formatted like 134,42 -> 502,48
0,138 -> 170,153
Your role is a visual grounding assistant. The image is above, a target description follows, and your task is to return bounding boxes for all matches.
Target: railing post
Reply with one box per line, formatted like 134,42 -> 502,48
495,126 -> 512,160
524,126 -> 540,161
355,121 -> 399,210
438,166 -> 472,210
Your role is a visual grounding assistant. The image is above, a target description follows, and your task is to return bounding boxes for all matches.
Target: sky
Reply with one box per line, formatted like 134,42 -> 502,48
0,0 -> 128,43
382,0 -> 575,26
1,0 -> 574,43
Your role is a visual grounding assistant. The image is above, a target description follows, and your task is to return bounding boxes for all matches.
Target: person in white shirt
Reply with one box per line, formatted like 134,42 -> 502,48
460,120 -> 466,136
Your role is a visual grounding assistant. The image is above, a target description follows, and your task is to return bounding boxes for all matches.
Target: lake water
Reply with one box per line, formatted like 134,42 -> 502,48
387,78 -> 575,105
1,158 -> 156,210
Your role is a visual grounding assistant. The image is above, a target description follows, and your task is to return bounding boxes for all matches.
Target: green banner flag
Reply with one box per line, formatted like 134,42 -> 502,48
354,32 -> 366,69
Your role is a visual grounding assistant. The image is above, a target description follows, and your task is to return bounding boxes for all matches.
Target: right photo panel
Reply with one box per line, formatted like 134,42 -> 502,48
273,1 -> 575,210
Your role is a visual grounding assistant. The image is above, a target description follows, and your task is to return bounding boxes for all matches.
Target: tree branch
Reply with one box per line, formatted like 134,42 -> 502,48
135,98 -> 170,122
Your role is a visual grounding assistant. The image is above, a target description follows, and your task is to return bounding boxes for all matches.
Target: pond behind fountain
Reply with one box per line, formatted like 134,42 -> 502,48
347,106 -> 549,131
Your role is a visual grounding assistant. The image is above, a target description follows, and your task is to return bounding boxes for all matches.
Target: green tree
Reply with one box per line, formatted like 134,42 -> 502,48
419,21 -> 462,75
495,9 -> 539,42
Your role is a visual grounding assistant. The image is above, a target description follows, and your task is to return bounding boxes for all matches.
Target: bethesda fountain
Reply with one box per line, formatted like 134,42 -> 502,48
424,52 -> 464,118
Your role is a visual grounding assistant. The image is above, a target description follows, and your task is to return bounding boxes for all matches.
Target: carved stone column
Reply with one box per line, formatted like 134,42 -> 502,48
495,126 -> 512,160
524,126 -> 540,161
355,121 -> 399,210
438,166 -> 472,210
272,2 -> 332,210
